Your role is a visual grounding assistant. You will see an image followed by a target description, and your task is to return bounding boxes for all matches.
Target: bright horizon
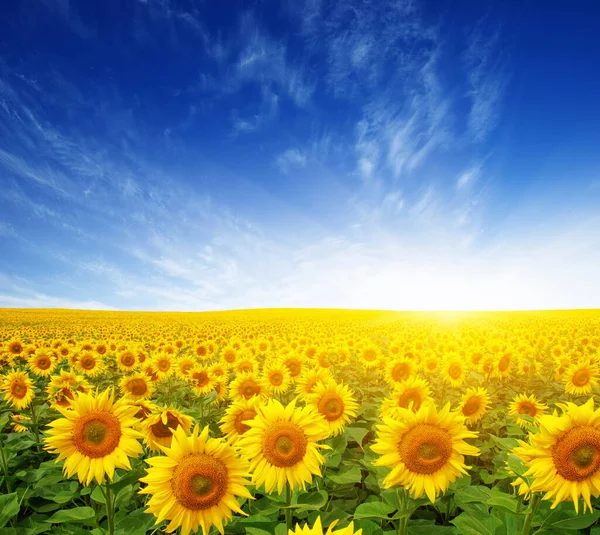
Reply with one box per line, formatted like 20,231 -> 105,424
1,1 -> 599,311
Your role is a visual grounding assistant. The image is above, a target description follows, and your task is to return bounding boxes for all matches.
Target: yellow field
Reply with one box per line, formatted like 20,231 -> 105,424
1,308 -> 600,535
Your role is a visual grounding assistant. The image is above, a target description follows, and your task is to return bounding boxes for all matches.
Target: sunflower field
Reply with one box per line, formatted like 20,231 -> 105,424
1,308 -> 600,535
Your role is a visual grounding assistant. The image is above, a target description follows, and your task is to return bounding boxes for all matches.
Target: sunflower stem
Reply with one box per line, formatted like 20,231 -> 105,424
0,432 -> 12,493
285,483 -> 293,532
29,401 -> 41,454
395,487 -> 412,535
104,481 -> 115,535
522,492 -> 541,535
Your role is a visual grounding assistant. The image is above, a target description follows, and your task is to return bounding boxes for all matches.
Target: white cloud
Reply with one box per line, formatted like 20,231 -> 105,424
276,149 -> 307,173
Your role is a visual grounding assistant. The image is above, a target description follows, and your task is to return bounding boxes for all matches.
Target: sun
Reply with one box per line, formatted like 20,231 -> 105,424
140,425 -> 253,535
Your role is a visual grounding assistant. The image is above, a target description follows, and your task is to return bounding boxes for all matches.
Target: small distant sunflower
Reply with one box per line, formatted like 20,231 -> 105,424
8,339 -> 24,356
28,351 -> 57,377
175,357 -> 197,380
493,351 -> 513,379
220,346 -> 238,368
44,389 -> 143,486
153,354 -> 174,380
10,413 -> 31,433
458,387 -> 491,425
283,354 -> 306,381
116,350 -> 138,373
189,365 -> 215,397
295,368 -> 331,397
211,380 -> 229,405
238,399 -> 330,493
306,381 -> 359,437
509,394 -> 548,429
140,425 -> 253,535
194,342 -> 209,360
235,355 -> 257,375
120,373 -> 155,401
563,360 -> 599,395
76,352 -> 106,377
1,370 -> 35,409
142,408 -> 193,452
442,356 -> 466,388
357,344 -> 380,369
384,357 -> 416,387
289,517 -> 363,535
380,376 -> 432,416
514,398 -> 600,512
372,402 -> 480,502
262,361 -> 292,395
219,397 -> 261,443
229,372 -> 265,402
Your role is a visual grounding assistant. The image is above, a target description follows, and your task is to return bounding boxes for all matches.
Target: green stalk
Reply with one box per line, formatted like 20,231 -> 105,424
104,481 -> 115,535
0,433 -> 12,493
285,484 -> 293,532
29,401 -> 41,454
522,493 -> 541,535
396,487 -> 412,535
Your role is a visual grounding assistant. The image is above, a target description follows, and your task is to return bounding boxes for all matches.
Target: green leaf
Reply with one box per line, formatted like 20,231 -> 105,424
327,465 -> 362,485
46,507 -> 96,525
451,512 -> 502,535
345,426 -> 369,446
549,511 -> 600,530
486,490 -> 520,514
354,501 -> 394,520
0,493 -> 20,528
296,490 -> 328,511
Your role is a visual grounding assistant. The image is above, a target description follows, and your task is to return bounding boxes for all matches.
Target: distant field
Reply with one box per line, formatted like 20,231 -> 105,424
1,308 -> 600,535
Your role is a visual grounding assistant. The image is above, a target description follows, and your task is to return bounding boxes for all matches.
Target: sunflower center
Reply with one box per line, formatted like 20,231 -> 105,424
241,381 -> 260,399
151,413 -> 181,438
287,361 -> 300,376
97,346 -> 106,355
234,409 -> 257,435
318,393 -> 345,421
572,370 -> 591,387
72,412 -> 122,458
122,354 -> 135,367
37,357 -> 51,370
11,380 -> 27,399
224,352 -> 235,363
81,355 -> 97,369
239,363 -> 253,373
196,372 -> 209,387
400,390 -> 422,411
197,347 -> 207,357
263,422 -> 308,467
171,453 -> 228,510
157,359 -> 170,372
553,426 -> 600,481
363,349 -> 377,362
448,364 -> 462,379
128,379 -> 148,396
399,424 -> 453,475
498,355 -> 511,372
270,372 -> 283,386
462,397 -> 482,417
517,402 -> 536,417
392,363 -> 410,382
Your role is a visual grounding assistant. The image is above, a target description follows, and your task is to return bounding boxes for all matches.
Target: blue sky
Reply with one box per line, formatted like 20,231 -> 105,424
0,0 -> 599,311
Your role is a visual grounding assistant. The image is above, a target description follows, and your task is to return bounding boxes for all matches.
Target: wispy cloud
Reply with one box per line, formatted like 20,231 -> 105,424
276,148 -> 307,173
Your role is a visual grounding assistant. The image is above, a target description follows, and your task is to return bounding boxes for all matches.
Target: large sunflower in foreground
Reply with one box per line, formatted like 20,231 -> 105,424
372,402 -> 479,502
306,381 -> 358,437
140,425 -> 253,535
513,398 -> 600,512
44,389 -> 143,485
1,370 -> 36,409
289,516 -> 363,535
237,398 -> 329,493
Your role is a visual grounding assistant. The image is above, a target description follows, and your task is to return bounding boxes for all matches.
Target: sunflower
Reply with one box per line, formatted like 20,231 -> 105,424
219,397 -> 261,443
153,354 -> 174,380
128,399 -> 158,427
563,359 -> 599,395
357,344 -> 380,369
458,387 -> 491,425
235,355 -> 257,375
189,365 -> 215,397
220,346 -> 238,368
509,394 -> 548,429
442,356 -> 466,388
75,352 -> 106,377
10,413 -> 31,433
289,517 -> 363,535
306,381 -> 359,437
384,357 -> 416,387
120,373 -> 155,400
238,398 -> 330,493
295,368 -> 331,397
1,370 -> 35,409
493,350 -> 513,379
194,342 -> 210,360
380,376 -> 432,417
175,357 -> 197,380
513,398 -> 600,512
27,350 -> 57,377
211,380 -> 229,405
229,372 -> 265,402
44,389 -> 143,486
116,350 -> 138,373
140,425 -> 253,535
262,361 -> 292,396
142,408 -> 193,452
7,339 -> 24,356
284,354 -> 306,381
372,402 -> 480,502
